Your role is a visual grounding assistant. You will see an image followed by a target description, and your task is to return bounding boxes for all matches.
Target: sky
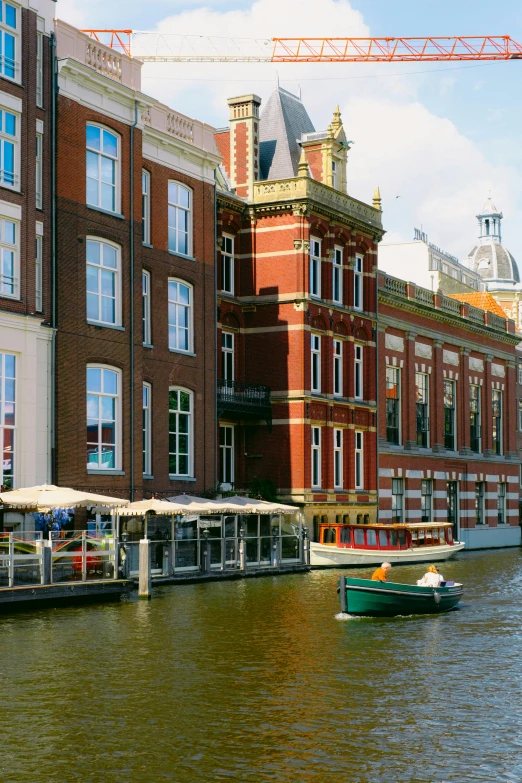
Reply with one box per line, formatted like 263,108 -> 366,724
58,0 -> 522,265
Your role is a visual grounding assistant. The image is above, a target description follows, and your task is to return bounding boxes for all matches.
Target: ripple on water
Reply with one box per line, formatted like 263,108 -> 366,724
2,548 -> 522,783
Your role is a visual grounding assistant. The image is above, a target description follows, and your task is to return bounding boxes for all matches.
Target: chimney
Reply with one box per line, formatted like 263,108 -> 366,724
227,94 -> 262,199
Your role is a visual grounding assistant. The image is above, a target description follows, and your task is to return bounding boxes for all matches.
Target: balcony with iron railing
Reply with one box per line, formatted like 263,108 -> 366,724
217,379 -> 272,428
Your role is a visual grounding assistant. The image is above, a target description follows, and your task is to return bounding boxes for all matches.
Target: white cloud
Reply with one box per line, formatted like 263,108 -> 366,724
58,0 -> 522,264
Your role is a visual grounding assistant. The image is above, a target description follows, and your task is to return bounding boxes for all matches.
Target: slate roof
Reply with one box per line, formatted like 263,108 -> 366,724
466,242 -> 520,284
448,291 -> 507,318
259,87 -> 315,181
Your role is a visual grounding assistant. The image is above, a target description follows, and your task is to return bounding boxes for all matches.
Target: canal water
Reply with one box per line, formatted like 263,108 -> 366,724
2,549 -> 522,783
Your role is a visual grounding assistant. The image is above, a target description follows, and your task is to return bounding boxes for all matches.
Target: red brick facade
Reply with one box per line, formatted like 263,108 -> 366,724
215,91 -> 384,535
55,53 -> 218,499
378,273 -> 520,548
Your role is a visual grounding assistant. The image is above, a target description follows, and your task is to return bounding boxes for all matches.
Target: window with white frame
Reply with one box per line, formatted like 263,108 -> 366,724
332,245 -> 343,303
497,482 -> 506,524
86,366 -> 121,470
169,387 -> 193,477
222,235 -> 234,294
142,170 -> 150,245
354,344 -> 363,400
168,181 -> 191,256
334,428 -> 343,489
222,332 -> 234,381
311,426 -> 321,488
492,389 -> 502,455
331,159 -> 338,190
421,479 -> 432,522
168,279 -> 193,353
35,131 -> 43,209
86,124 -> 119,213
470,385 -> 481,452
333,339 -> 342,397
354,254 -> 363,310
0,216 -> 17,297
355,430 -> 363,489
475,482 -> 484,525
310,238 -> 321,298
86,238 -> 121,326
0,351 -> 15,488
142,270 -> 151,346
519,399 -> 522,431
220,424 -> 234,488
386,366 -> 401,445
143,382 -> 152,476
0,3 -> 18,80
518,363 -> 522,385
35,232 -> 42,312
391,478 -> 404,522
311,334 -> 321,393
444,379 -> 456,451
36,32 -> 43,106
0,106 -> 18,188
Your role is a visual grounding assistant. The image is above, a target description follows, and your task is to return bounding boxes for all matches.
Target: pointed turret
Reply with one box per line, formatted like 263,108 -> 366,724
373,186 -> 382,211
331,105 -> 342,132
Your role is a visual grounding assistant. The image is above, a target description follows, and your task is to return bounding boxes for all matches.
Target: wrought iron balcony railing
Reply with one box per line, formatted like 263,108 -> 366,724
217,379 -> 272,428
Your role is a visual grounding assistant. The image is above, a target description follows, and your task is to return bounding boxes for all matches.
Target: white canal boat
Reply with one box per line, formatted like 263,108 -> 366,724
310,521 -> 465,568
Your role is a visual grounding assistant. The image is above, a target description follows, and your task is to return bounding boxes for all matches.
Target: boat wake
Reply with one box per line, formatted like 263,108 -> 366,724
335,612 -> 360,621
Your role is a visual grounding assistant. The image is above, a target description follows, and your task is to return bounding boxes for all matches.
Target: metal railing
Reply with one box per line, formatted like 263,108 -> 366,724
217,379 -> 272,423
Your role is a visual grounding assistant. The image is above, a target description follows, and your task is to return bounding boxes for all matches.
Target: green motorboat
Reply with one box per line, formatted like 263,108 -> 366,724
338,576 -> 464,617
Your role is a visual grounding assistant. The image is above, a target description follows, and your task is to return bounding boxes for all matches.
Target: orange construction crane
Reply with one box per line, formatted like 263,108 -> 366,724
81,30 -> 522,63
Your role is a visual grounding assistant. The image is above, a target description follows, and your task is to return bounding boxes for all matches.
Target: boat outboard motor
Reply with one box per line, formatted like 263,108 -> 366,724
433,590 -> 441,605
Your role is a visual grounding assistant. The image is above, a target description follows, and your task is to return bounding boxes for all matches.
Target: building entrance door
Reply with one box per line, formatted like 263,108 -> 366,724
446,481 -> 459,540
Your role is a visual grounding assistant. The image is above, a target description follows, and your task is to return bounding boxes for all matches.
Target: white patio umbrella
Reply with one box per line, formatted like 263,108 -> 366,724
0,484 -> 129,511
117,499 -> 193,516
210,495 -> 299,515
167,494 -> 224,514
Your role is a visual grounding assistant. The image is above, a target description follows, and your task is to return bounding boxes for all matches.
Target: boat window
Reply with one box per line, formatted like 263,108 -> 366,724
390,529 -> 398,547
323,527 -> 337,544
439,528 -> 446,544
431,528 -> 439,543
354,528 -> 365,546
447,527 -> 453,544
366,529 -> 377,546
398,529 -> 406,547
340,527 -> 352,545
411,529 -> 418,541
418,529 -> 425,545
378,529 -> 388,547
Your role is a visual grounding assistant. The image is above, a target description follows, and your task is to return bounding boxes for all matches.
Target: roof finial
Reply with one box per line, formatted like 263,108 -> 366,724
331,105 -> 342,131
298,147 -> 309,178
373,186 -> 382,211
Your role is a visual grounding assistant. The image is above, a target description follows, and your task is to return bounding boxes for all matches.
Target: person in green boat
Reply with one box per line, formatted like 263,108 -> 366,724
371,562 -> 391,582
417,564 -> 444,587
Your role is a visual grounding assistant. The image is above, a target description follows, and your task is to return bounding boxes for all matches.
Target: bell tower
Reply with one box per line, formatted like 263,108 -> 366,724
477,197 -> 503,245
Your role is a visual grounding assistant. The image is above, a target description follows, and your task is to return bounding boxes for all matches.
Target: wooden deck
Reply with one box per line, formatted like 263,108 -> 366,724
0,579 -> 133,610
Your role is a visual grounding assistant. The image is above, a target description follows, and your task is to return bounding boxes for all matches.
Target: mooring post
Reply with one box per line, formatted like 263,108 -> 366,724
138,538 -> 151,599
36,539 -> 51,585
239,526 -> 246,571
303,526 -> 310,566
339,576 -> 348,613
8,532 -> 14,588
81,531 -> 87,582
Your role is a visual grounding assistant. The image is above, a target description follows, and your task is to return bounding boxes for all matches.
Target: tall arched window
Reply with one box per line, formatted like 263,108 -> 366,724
168,181 -> 192,256
168,279 -> 193,353
86,124 -> 120,213
86,238 -> 121,327
169,387 -> 193,478
86,365 -> 121,470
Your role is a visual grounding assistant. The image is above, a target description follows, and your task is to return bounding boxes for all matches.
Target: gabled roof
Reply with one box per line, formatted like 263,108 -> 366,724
259,87 -> 315,181
448,291 -> 507,318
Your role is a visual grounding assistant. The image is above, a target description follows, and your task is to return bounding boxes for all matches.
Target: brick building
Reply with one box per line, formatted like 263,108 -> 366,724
0,0 -> 53,501
379,276 -> 520,548
54,22 -> 220,501
215,88 -> 384,536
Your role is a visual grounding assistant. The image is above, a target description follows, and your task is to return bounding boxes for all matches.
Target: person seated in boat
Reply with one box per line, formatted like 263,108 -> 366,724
371,562 -> 391,582
417,564 -> 444,587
